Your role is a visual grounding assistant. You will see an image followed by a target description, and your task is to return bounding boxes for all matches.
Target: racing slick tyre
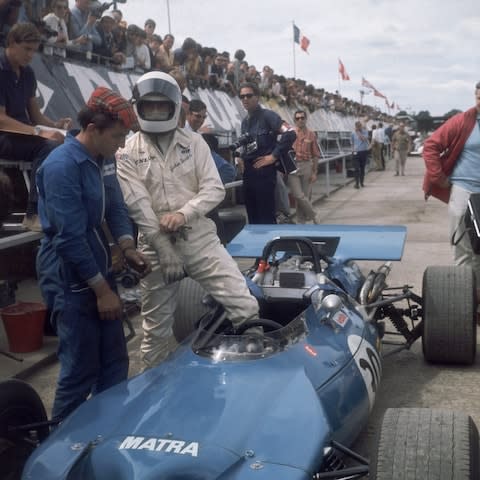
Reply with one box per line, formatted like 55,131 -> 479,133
422,265 -> 476,365
371,408 -> 479,480
0,379 -> 49,480
173,277 -> 210,342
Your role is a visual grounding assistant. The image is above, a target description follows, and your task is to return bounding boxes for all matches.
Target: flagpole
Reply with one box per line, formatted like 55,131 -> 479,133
292,20 -> 296,78
166,0 -> 172,33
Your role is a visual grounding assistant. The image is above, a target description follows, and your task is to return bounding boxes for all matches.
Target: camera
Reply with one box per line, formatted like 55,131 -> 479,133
93,1 -> 115,15
33,20 -> 58,38
229,133 -> 253,151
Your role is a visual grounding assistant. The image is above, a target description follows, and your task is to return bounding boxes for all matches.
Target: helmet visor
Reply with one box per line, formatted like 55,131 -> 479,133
137,99 -> 175,121
132,76 -> 181,104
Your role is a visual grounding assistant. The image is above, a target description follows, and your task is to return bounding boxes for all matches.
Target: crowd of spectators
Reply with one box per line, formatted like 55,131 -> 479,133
0,0 -> 389,121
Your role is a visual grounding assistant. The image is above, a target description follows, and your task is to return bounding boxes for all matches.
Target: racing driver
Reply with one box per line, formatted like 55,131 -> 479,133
116,71 -> 259,367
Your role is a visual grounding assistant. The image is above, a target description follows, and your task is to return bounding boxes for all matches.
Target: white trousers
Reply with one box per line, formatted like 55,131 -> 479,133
394,149 -> 408,174
287,160 -> 316,223
139,216 -> 259,367
448,183 -> 480,283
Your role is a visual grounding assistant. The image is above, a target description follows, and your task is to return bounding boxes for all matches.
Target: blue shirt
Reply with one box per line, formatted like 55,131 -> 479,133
37,133 -> 133,291
351,128 -> 369,152
450,118 -> 480,192
0,51 -> 36,125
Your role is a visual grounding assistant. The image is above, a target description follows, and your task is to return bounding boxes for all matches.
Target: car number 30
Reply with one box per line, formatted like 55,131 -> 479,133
348,335 -> 382,411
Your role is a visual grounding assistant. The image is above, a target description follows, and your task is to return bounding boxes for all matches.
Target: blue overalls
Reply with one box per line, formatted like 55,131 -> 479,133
36,133 -> 133,421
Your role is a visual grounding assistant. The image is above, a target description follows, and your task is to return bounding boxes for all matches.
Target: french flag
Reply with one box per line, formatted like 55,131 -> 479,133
293,24 -> 310,53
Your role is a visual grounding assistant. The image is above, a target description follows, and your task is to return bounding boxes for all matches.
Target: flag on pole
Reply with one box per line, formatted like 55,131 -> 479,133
374,89 -> 386,99
293,24 -> 310,53
361,77 -> 376,90
338,59 -> 350,80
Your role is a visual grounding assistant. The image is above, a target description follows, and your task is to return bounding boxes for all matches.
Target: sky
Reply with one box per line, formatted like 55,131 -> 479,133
118,0 -> 480,117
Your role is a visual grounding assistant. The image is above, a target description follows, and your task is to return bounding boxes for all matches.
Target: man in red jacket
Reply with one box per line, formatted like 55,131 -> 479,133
423,81 -> 480,284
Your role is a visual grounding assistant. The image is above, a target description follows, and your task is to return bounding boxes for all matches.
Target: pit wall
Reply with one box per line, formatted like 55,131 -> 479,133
32,54 -> 356,140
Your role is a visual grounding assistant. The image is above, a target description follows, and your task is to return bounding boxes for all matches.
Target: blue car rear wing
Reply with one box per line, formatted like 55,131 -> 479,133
226,224 -> 407,262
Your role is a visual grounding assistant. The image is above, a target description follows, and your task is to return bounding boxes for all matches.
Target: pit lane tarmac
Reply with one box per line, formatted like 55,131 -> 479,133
11,154 -> 480,466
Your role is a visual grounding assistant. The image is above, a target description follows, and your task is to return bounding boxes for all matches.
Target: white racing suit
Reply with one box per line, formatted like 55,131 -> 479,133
116,128 -> 259,367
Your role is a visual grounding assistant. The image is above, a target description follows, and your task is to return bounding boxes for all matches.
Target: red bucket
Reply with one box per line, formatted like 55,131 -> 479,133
1,302 -> 47,353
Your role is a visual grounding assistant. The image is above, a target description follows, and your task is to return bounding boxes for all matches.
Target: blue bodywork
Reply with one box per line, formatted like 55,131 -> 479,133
22,225 -> 406,479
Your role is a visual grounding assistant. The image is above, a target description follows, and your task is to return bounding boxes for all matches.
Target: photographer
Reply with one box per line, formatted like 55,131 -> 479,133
236,82 -> 296,224
68,0 -> 100,53
42,0 -> 75,52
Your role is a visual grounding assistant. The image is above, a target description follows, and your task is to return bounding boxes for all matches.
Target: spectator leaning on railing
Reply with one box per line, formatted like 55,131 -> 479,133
68,0 -> 100,53
92,10 -> 125,64
42,0 -> 73,51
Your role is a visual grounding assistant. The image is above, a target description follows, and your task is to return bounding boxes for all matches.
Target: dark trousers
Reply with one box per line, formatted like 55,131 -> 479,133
0,133 -> 59,215
52,288 -> 129,421
243,169 -> 277,224
354,150 -> 368,187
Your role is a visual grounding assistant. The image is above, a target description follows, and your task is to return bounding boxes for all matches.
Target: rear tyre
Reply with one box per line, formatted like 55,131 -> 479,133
371,408 -> 479,480
0,379 -> 49,480
422,265 -> 476,364
173,277 -> 210,342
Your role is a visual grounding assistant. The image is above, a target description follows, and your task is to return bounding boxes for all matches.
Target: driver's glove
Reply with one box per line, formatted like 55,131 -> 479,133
152,232 -> 186,284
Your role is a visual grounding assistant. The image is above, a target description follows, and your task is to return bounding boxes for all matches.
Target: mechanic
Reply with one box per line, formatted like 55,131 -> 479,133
116,71 -> 259,368
0,23 -> 72,231
236,81 -> 296,224
423,80 -> 480,285
36,87 -> 151,421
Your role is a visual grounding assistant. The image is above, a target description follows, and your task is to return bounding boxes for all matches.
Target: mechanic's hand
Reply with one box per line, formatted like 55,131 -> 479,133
159,212 -> 186,233
110,244 -> 125,273
152,233 -> 186,284
94,282 -> 123,320
253,154 -> 276,169
124,248 -> 152,277
310,171 -> 317,183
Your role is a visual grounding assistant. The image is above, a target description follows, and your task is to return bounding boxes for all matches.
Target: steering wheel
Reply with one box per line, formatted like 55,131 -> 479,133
234,318 -> 284,335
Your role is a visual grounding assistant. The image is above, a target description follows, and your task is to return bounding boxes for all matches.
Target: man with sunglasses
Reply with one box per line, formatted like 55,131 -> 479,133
237,82 -> 296,224
288,110 -> 320,223
423,81 -> 480,286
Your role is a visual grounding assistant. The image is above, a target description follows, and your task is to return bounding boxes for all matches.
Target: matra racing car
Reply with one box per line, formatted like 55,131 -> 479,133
1,224 -> 479,479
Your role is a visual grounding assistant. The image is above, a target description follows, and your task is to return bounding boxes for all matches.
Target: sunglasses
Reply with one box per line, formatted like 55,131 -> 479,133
239,93 -> 255,99
295,116 -> 306,120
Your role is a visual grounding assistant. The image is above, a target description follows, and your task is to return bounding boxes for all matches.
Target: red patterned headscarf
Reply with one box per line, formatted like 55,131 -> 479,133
87,87 -> 139,131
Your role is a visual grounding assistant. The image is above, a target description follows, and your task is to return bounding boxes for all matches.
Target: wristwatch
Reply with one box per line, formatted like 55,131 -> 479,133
33,126 -> 41,136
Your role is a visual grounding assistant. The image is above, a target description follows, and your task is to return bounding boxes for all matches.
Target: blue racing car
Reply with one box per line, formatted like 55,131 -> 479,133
1,224 -> 478,479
